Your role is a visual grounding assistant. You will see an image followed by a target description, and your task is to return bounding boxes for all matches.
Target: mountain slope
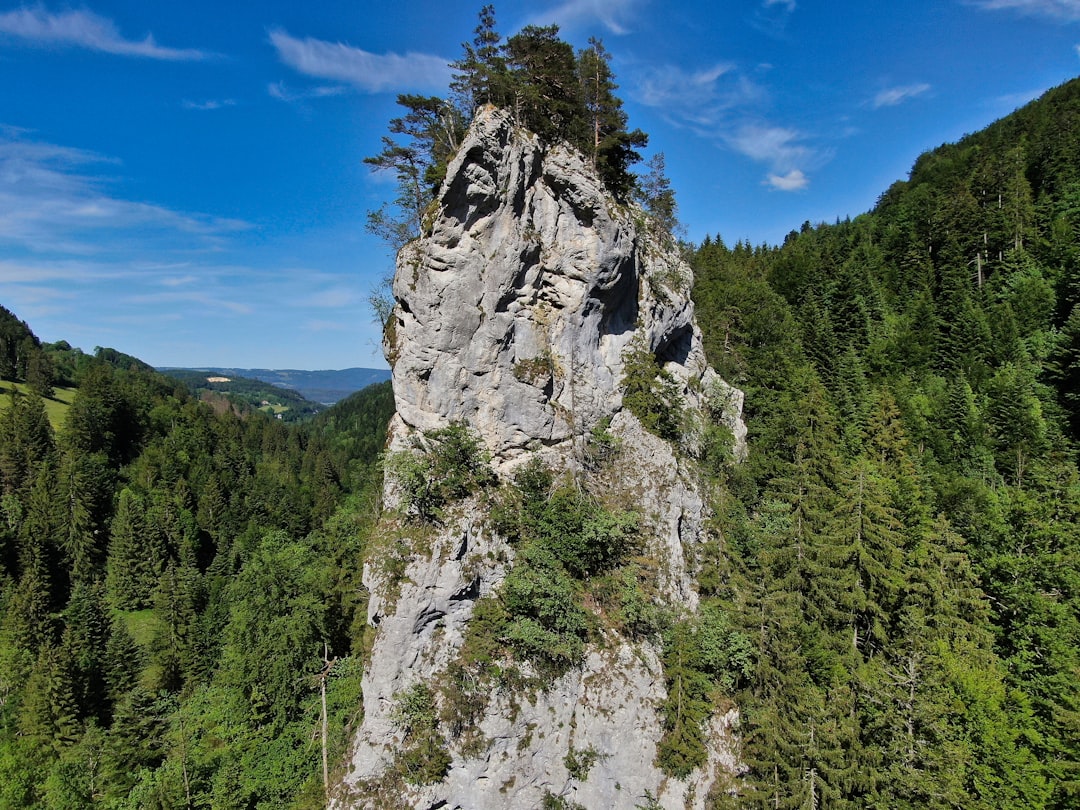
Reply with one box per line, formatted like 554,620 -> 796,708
689,76 -> 1080,808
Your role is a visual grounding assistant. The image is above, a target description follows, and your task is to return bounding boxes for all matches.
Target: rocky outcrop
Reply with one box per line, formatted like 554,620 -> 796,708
384,106 -> 731,468
340,107 -> 746,809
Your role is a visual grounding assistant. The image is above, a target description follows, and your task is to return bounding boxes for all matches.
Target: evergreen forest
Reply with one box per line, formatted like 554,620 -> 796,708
3,7 -> 1080,807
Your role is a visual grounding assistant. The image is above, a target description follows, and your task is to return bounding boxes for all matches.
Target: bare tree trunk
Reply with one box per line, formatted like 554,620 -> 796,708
319,644 -> 338,806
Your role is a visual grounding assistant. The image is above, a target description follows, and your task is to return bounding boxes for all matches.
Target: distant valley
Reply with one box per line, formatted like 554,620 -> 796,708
159,366 -> 392,405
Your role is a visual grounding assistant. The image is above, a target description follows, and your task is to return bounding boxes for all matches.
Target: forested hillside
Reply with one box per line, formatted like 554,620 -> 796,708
691,77 -> 1080,807
0,320 -> 396,807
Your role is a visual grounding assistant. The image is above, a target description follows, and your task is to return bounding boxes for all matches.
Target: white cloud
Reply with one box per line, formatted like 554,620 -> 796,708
967,0 -> 1080,19
633,63 -> 760,127
526,0 -> 645,34
727,124 -> 810,169
269,29 -> 450,93
267,81 -> 347,103
182,99 -> 236,111
872,83 -> 931,108
763,0 -> 796,10
767,169 -> 808,191
0,7 -> 207,59
726,124 -> 827,192
0,133 -> 248,255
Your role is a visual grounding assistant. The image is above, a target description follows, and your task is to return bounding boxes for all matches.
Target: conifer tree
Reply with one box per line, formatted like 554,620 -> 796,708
451,4 -> 509,113
105,488 -> 157,609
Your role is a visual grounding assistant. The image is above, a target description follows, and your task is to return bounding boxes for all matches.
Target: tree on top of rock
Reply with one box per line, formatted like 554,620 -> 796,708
364,5 -> 655,263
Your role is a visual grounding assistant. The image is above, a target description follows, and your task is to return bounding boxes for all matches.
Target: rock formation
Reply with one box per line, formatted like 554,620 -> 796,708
339,107 -> 747,809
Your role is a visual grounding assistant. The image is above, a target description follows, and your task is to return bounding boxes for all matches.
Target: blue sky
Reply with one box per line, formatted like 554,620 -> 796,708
2,0 -> 1079,369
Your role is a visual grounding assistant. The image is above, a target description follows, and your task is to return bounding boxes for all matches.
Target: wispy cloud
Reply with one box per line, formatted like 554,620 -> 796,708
526,0 -> 645,34
767,170 -> 807,191
0,132 -> 248,255
304,319 -> 352,332
182,99 -> 236,111
872,82 -> 931,108
160,274 -> 199,287
127,290 -> 253,315
269,29 -> 450,93
633,63 -> 759,127
751,0 -> 797,36
302,287 -> 362,308
987,86 -> 1048,114
267,81 -> 347,103
632,60 -> 823,190
0,6 -> 208,60
967,0 -> 1080,20
726,124 -> 827,192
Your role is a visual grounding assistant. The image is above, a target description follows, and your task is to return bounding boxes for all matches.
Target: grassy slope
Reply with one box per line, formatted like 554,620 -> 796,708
0,380 -> 77,431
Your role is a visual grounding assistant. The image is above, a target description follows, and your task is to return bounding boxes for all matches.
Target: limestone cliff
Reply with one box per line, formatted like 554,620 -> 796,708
339,107 -> 746,809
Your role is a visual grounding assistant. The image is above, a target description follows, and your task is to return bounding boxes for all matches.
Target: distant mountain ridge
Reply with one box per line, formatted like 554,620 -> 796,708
159,366 -> 391,404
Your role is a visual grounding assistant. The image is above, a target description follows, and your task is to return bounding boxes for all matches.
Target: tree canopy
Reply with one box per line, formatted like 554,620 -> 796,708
364,6 -> 653,260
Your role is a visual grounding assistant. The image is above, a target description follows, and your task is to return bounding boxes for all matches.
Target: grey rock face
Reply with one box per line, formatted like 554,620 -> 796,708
340,107 -> 747,808
385,106 -> 727,467
342,417 -> 741,810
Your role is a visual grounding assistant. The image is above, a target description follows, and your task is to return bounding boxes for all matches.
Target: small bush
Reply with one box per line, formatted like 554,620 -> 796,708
387,421 -> 494,522
391,683 -> 450,785
585,417 -> 622,468
655,608 -> 753,778
564,745 -> 601,780
621,339 -> 684,442
502,544 -> 587,671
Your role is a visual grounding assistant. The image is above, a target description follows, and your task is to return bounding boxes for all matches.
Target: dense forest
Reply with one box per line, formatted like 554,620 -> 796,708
0,311 -> 396,807
5,7 -> 1080,806
690,77 -> 1080,808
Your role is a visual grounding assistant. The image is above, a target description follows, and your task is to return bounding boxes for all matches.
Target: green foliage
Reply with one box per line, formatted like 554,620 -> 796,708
656,609 -> 751,778
392,683 -> 450,786
388,421 -> 495,522
564,744 -> 601,780
503,542 -> 588,671
543,791 -> 586,809
683,77 -> 1080,806
584,416 -> 621,468
0,314 -> 393,807
219,531 -> 327,731
620,337 -> 684,441
162,368 -> 323,422
367,9 -> 650,259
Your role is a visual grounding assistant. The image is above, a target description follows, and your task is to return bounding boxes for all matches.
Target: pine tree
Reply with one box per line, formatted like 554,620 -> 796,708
451,4 -> 510,113
60,581 -> 111,723
0,388 -> 56,497
105,488 -> 157,609
505,25 -> 587,146
576,37 -> 646,200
